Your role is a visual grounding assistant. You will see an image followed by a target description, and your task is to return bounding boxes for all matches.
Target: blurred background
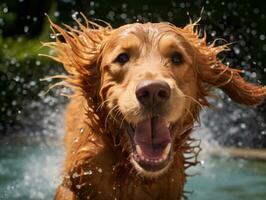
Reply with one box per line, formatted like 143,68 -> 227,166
0,0 -> 265,199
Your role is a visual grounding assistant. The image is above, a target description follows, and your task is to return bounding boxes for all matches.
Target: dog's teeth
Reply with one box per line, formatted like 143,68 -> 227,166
136,145 -> 143,156
162,143 -> 171,159
166,121 -> 170,128
165,143 -> 171,154
135,144 -> 171,163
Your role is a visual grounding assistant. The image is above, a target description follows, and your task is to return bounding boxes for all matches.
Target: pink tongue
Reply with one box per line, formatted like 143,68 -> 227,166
134,117 -> 171,158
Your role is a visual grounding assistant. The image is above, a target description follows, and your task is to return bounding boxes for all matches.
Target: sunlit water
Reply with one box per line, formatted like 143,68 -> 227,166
0,111 -> 266,200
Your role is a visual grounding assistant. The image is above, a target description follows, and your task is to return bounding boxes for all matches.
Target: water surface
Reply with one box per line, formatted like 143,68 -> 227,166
0,134 -> 266,200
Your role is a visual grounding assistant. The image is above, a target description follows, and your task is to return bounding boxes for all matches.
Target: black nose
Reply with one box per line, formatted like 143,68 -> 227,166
135,80 -> 171,106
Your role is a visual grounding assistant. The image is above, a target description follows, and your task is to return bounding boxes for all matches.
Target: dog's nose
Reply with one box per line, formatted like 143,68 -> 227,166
136,80 -> 171,106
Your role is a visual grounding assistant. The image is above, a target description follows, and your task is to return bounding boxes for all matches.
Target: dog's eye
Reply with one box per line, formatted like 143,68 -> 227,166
171,52 -> 183,65
115,53 -> 130,64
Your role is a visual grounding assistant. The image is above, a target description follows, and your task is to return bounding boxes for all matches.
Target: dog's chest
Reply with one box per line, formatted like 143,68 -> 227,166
70,150 -> 184,200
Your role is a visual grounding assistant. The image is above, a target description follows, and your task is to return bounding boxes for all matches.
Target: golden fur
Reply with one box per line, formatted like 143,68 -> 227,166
43,15 -> 266,200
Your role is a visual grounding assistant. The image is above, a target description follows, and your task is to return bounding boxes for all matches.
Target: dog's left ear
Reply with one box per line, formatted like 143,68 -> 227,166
42,15 -> 112,98
181,22 -> 266,106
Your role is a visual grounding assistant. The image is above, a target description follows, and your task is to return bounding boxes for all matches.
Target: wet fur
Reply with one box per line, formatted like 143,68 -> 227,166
44,15 -> 266,200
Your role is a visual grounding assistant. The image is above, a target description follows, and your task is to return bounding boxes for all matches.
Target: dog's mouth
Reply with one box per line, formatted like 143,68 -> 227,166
126,116 -> 174,174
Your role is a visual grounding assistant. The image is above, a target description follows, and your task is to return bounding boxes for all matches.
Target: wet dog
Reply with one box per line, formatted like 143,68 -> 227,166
44,16 -> 266,200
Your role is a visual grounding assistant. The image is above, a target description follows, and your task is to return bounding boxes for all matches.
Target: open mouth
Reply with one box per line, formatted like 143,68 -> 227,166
127,116 -> 173,174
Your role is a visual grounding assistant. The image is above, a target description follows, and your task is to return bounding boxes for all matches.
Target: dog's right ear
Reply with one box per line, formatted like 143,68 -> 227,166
180,21 -> 266,106
42,14 -> 112,98
198,59 -> 266,106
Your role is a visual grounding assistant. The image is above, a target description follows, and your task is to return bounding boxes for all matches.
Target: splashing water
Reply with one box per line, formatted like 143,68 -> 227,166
0,98 -> 266,200
0,99 -> 65,200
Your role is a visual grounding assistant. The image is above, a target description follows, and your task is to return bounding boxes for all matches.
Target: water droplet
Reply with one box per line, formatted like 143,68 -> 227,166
233,46 -> 240,55
54,11 -> 60,17
240,123 -> 246,129
50,33 -> 60,39
98,168 -> 102,173
83,170 -> 92,175
251,30 -> 257,36
72,172 -> 79,178
211,31 -> 216,37
36,60 -> 41,66
11,100 -> 16,106
24,26 -> 29,33
253,8 -> 260,14
72,11 -> 79,19
180,3 -> 185,8
107,11 -> 115,20
73,137 -> 79,143
120,13 -> 127,20
89,10 -> 95,15
251,72 -> 257,78
3,7 -> 8,13
259,34 -> 265,41
80,127 -> 84,133
90,1 -> 95,6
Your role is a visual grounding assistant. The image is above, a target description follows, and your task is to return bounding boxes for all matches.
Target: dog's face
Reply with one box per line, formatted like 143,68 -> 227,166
99,23 -> 199,176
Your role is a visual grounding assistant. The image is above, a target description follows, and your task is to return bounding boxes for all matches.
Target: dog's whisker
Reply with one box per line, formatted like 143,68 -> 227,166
104,105 -> 119,129
112,108 -> 122,124
119,112 -> 128,129
184,107 -> 196,122
184,95 -> 204,109
96,99 -> 112,112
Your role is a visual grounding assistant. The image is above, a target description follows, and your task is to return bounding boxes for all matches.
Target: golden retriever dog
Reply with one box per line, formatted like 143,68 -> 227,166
44,15 -> 266,200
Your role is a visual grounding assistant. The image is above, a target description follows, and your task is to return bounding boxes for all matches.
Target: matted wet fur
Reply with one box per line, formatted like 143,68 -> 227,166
43,14 -> 266,200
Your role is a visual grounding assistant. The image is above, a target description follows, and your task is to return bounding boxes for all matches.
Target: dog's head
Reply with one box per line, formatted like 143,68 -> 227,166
47,17 -> 266,177
99,23 -> 201,176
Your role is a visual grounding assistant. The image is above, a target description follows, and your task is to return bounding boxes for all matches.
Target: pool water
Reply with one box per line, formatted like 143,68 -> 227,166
186,156 -> 266,200
0,135 -> 63,200
0,135 -> 266,200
